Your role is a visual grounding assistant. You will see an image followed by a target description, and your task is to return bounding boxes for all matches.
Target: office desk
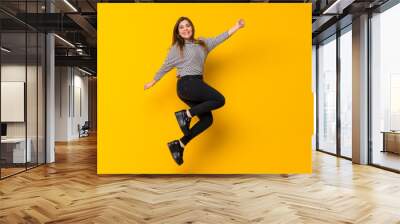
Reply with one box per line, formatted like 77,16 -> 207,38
1,138 -> 32,163
381,131 -> 400,154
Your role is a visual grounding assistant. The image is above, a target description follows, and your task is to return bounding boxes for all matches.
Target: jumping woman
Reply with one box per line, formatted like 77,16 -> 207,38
144,17 -> 245,165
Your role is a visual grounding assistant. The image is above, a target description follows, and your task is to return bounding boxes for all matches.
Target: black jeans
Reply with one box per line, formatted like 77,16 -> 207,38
177,75 -> 225,145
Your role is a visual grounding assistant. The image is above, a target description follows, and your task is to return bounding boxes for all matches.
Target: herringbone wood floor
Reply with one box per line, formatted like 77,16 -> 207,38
1,134 -> 400,224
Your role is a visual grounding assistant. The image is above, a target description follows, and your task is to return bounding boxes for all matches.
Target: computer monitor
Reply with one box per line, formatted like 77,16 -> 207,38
1,123 -> 7,137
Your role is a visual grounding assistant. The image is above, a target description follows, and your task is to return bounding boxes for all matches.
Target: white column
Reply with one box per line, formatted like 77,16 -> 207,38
45,1 -> 55,163
352,14 -> 369,164
46,33 -> 55,163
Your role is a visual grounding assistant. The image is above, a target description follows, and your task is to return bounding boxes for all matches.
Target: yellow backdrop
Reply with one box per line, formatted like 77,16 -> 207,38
98,3 -> 312,174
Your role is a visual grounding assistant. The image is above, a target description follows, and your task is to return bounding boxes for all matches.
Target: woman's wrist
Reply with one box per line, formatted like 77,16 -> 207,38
228,26 -> 239,36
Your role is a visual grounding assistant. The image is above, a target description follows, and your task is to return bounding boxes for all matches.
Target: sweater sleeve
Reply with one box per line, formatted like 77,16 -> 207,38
153,45 -> 180,81
201,31 -> 230,52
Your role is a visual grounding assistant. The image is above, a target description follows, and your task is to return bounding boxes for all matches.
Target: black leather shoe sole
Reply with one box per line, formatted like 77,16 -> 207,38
175,110 -> 190,136
167,141 -> 183,165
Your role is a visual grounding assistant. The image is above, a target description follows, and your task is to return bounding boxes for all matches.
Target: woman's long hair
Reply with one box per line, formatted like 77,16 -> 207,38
173,17 -> 207,57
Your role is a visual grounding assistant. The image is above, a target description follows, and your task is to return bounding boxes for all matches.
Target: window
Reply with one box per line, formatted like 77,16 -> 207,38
340,27 -> 352,158
318,35 -> 337,154
371,2 -> 400,171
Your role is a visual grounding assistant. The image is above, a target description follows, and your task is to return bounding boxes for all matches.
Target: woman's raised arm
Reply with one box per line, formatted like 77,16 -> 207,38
144,45 -> 179,90
200,19 -> 245,52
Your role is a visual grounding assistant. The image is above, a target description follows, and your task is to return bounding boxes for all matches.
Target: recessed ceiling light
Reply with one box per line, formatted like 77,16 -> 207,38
54,34 -> 75,48
322,0 -> 354,15
77,67 -> 93,76
63,0 -> 78,12
1,47 -> 11,53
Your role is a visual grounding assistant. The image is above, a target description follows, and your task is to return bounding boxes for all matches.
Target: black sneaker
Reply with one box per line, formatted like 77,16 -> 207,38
175,110 -> 191,135
167,140 -> 184,165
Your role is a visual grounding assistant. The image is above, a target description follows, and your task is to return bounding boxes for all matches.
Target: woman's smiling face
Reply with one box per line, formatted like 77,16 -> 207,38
178,20 -> 193,40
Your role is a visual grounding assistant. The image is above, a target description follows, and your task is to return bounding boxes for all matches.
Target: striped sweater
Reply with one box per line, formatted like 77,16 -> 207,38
153,31 -> 230,81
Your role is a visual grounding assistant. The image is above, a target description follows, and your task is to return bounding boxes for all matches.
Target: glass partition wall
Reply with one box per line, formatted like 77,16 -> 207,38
317,35 -> 337,155
0,1 -> 46,179
339,27 -> 352,159
316,0 -> 400,172
370,2 -> 400,171
316,26 -> 352,159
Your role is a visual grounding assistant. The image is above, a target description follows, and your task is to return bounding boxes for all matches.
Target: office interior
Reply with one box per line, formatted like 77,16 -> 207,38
0,0 -> 400,222
0,0 -> 97,179
313,0 -> 400,172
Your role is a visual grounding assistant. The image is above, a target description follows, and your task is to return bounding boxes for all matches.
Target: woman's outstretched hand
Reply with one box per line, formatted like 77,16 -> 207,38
228,19 -> 245,36
144,80 -> 156,90
237,19 -> 245,29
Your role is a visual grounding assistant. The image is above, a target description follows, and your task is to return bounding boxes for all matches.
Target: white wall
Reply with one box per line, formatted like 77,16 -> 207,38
1,65 -> 26,133
55,67 -> 89,141
75,70 -> 89,139
1,65 -> 37,137
1,64 -> 26,81
1,63 -> 46,164
1,82 -> 25,122
55,66 -> 70,141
